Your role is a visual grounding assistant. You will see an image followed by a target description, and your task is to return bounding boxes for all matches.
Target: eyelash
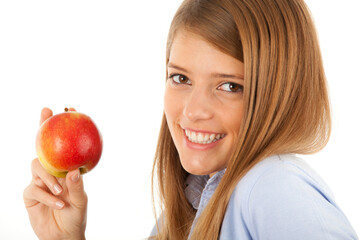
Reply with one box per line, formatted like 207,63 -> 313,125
168,74 -> 243,93
168,74 -> 191,85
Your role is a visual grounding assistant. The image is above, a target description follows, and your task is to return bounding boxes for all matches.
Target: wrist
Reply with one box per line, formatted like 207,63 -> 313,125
64,234 -> 85,240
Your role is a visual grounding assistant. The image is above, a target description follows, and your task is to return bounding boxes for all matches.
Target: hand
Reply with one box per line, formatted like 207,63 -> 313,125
23,107 -> 87,240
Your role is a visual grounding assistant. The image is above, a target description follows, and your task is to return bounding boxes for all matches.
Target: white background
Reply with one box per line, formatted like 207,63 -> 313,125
0,0 -> 359,239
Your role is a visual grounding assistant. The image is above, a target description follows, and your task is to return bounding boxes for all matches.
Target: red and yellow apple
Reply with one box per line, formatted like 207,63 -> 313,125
36,110 -> 103,178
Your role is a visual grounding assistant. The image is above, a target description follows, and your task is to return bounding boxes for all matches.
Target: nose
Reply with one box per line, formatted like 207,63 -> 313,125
183,87 -> 214,122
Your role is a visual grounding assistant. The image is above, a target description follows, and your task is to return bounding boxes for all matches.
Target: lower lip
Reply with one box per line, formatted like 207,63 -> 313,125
183,130 -> 225,151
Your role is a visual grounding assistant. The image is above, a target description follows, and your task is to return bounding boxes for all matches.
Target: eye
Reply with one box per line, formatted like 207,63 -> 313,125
169,74 -> 191,85
217,82 -> 243,93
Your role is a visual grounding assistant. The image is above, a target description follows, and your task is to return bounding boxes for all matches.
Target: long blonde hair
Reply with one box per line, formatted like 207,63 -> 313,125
152,0 -> 331,239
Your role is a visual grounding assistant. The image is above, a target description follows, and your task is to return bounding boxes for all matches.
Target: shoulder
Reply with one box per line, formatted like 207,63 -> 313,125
244,154 -> 334,201
222,154 -> 358,240
232,154 -> 335,200
230,154 -> 335,206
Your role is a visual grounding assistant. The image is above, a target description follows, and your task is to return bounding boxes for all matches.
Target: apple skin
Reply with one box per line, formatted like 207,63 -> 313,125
36,111 -> 103,178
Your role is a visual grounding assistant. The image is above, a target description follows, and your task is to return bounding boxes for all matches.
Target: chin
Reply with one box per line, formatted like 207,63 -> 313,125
180,157 -> 217,176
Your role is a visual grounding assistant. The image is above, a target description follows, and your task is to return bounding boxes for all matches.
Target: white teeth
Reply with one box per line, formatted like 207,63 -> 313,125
197,133 -> 204,142
184,129 -> 225,144
191,131 -> 196,141
204,134 -> 209,142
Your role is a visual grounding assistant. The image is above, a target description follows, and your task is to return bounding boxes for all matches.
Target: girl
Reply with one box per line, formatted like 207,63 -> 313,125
24,0 -> 358,239
150,0 -> 358,239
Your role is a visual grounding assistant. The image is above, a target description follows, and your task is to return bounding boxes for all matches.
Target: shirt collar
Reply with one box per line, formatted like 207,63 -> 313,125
184,169 -> 226,210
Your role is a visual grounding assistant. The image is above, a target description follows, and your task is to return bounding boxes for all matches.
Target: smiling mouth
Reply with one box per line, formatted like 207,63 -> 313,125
184,129 -> 226,144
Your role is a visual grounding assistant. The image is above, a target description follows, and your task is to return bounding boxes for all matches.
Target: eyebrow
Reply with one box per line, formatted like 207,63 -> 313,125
167,62 -> 244,80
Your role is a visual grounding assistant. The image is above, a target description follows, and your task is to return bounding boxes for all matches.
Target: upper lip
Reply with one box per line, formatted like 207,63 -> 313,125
181,125 -> 225,135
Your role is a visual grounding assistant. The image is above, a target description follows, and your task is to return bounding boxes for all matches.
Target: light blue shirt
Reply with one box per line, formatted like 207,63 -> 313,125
151,154 -> 358,239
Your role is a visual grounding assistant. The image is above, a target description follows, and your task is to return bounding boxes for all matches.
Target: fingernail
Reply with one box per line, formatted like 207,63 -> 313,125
53,184 -> 62,194
71,171 -> 80,182
55,201 -> 65,209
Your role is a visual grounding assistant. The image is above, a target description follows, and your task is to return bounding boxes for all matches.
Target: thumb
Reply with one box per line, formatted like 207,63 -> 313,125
66,169 -> 87,209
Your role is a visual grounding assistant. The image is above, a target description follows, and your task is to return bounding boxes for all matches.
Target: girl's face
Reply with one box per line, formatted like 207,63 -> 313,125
164,30 -> 245,177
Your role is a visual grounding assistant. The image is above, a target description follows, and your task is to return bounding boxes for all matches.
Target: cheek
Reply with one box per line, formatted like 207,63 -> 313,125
164,91 -> 179,139
163,87 -> 173,120
164,86 -> 182,122
233,109 -> 244,135
222,102 -> 244,135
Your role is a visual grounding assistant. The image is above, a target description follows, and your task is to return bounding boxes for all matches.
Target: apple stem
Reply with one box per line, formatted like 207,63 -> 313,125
64,108 -> 69,112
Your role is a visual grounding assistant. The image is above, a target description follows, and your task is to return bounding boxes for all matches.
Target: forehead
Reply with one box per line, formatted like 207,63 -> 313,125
168,30 -> 244,75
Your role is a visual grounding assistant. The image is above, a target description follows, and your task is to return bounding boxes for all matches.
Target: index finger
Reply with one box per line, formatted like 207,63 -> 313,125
40,107 -> 53,126
31,158 -> 63,196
